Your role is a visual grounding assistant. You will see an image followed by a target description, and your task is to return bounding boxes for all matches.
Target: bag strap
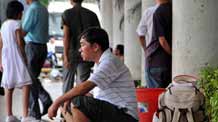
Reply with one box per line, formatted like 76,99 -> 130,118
172,108 -> 180,122
171,108 -> 195,122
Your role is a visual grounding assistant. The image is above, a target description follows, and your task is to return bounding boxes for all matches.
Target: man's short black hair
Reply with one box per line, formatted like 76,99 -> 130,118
72,0 -> 84,3
6,1 -> 24,19
80,27 -> 109,52
116,44 -> 124,56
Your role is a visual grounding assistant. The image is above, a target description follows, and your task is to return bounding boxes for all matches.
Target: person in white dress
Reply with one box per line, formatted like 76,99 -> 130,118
0,1 -> 36,122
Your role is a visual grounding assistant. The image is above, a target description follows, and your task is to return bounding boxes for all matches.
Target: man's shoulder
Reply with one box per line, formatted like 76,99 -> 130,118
155,2 -> 172,13
63,8 -> 73,14
142,5 -> 158,17
81,7 -> 97,16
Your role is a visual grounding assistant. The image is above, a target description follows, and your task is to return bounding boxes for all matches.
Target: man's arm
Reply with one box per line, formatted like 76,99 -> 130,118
153,10 -> 171,55
21,30 -> 27,37
48,81 -> 96,118
138,36 -> 146,51
16,29 -> 27,64
136,10 -> 148,52
63,25 -> 70,69
159,36 -> 171,55
21,8 -> 36,36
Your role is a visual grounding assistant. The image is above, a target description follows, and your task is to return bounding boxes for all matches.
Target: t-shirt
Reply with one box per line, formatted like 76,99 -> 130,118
136,5 -> 158,47
148,2 -> 172,67
22,1 -> 48,44
88,49 -> 138,120
62,4 -> 100,62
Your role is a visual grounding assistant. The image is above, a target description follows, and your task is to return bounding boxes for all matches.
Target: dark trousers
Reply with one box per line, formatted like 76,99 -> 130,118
25,43 -> 52,119
0,72 -> 4,96
72,96 -> 138,122
63,61 -> 93,93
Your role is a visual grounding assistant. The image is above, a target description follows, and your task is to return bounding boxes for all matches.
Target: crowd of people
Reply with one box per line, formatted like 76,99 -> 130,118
0,0 -> 172,121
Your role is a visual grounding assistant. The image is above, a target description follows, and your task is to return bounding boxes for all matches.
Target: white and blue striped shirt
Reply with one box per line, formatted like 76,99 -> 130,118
88,49 -> 138,120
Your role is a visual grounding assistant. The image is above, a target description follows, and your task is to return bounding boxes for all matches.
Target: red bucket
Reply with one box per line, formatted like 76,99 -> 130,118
136,88 -> 165,122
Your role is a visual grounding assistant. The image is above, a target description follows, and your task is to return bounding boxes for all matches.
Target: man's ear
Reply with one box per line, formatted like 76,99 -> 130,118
93,43 -> 100,52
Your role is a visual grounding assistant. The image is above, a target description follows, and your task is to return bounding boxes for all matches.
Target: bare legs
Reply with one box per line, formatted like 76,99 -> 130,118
5,88 -> 14,116
4,85 -> 30,117
22,85 -> 30,117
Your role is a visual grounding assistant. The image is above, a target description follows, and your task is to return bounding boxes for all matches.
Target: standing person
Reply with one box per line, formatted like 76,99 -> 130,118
0,1 -> 36,121
48,27 -> 138,122
62,0 -> 100,94
145,0 -> 172,88
136,3 -> 159,87
0,17 -> 4,96
22,0 -> 52,119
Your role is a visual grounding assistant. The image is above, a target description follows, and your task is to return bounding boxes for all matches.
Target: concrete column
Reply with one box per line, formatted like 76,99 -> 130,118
112,0 -> 124,48
140,0 -> 155,86
0,0 -> 14,24
124,0 -> 141,80
100,0 -> 113,47
173,0 -> 218,77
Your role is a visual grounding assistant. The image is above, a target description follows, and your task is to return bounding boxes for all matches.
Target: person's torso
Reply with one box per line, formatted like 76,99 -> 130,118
1,20 -> 20,48
92,51 -> 138,119
145,5 -> 159,47
23,1 -> 48,44
148,2 -> 172,67
62,5 -> 100,62
154,2 -> 172,46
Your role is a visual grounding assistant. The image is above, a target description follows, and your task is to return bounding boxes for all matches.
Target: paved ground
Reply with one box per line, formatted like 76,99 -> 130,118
0,73 -> 64,122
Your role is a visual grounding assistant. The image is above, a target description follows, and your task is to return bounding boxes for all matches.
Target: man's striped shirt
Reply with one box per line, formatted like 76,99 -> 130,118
88,49 -> 138,120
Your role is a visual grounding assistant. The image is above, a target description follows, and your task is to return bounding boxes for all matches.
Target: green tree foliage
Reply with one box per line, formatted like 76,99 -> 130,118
198,66 -> 218,122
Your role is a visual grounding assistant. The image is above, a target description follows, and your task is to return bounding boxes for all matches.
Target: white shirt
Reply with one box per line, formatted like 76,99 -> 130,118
88,49 -> 138,120
136,5 -> 159,47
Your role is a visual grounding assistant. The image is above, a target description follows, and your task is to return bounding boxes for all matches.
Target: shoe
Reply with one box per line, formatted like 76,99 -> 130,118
21,116 -> 40,122
5,115 -> 20,122
41,100 -> 53,116
0,87 -> 4,96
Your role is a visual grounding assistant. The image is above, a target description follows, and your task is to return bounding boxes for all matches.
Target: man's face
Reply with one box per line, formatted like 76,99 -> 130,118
70,0 -> 75,5
79,38 -> 96,61
113,49 -> 120,56
26,0 -> 31,5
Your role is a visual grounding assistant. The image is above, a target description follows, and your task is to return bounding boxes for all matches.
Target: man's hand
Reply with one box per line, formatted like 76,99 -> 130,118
63,100 -> 70,111
48,102 -> 60,120
63,57 -> 71,69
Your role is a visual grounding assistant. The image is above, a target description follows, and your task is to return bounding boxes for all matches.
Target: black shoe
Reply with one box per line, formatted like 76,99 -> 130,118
41,100 -> 53,116
0,87 -> 4,96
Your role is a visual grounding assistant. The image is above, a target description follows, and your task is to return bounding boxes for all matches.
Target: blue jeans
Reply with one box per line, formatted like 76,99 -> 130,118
145,67 -> 171,88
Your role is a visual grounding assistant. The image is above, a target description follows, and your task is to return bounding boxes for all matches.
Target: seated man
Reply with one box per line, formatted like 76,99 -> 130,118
48,27 -> 138,122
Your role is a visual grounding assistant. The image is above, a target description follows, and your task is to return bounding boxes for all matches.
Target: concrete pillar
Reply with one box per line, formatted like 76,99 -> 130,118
112,0 -> 124,48
124,0 -> 141,80
100,0 -> 113,47
173,0 -> 218,77
140,0 -> 155,86
0,0 -> 14,24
